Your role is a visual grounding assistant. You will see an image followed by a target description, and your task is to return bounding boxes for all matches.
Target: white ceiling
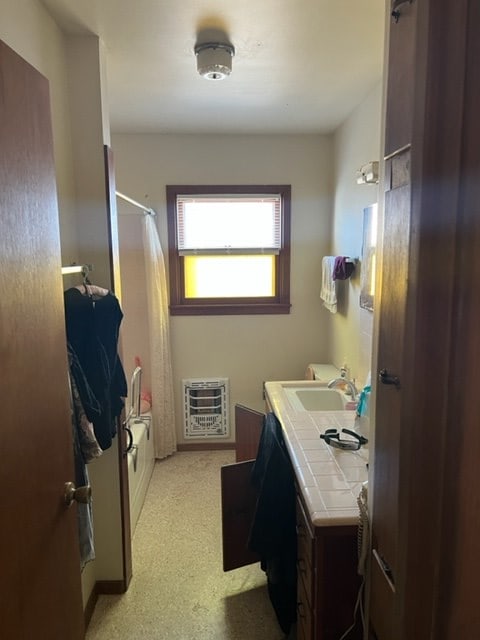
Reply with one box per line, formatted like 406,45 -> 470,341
42,0 -> 386,135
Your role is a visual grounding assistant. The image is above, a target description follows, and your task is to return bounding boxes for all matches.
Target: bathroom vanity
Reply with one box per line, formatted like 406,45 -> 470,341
221,381 -> 368,640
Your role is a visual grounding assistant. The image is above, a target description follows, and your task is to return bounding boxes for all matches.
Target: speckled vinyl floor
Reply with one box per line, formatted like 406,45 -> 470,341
86,451 -> 287,640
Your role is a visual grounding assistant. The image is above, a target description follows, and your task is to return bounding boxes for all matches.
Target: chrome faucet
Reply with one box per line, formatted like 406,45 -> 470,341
327,376 -> 358,401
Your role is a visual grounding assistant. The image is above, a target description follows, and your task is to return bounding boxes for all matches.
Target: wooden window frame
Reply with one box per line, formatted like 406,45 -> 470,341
166,185 -> 291,316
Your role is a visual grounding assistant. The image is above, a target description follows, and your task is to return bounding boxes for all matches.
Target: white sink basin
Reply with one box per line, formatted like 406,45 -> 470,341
286,387 -> 348,411
265,381 -> 356,412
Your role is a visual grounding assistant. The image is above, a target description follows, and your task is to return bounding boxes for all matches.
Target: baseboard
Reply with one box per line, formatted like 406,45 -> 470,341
84,580 -> 127,630
96,579 -> 127,595
177,442 -> 235,452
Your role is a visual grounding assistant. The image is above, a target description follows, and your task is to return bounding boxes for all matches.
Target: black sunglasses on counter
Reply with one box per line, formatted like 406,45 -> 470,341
320,428 -> 368,451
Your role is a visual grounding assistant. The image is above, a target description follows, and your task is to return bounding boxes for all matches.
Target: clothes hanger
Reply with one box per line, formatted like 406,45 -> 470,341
76,283 -> 110,298
75,268 -> 109,298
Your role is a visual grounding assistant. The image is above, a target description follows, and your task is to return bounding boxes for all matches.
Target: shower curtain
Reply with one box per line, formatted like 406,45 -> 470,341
142,214 -> 177,459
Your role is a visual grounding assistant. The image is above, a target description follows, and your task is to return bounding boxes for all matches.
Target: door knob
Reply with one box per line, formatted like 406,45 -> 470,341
64,481 -> 92,507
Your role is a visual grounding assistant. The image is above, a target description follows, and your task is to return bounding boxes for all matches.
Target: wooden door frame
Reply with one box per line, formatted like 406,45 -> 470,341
104,146 -> 132,592
78,147 -> 133,629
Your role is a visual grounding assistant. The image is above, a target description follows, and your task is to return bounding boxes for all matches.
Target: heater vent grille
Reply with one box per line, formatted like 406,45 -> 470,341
182,378 -> 229,438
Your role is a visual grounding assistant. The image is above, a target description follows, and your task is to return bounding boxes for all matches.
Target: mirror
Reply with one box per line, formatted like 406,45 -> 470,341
360,203 -> 378,311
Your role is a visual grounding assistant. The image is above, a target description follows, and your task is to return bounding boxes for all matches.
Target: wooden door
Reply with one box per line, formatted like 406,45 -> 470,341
399,2 -> 479,637
0,40 -> 84,639
371,2 -> 479,638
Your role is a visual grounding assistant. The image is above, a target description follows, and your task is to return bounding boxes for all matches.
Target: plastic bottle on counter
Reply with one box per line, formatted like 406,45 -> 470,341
356,385 -> 371,418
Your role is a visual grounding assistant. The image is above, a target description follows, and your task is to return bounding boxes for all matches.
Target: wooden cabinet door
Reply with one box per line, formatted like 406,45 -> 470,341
0,40 -> 84,639
221,405 -> 263,571
221,404 -> 263,570
220,460 -> 260,571
235,403 -> 264,462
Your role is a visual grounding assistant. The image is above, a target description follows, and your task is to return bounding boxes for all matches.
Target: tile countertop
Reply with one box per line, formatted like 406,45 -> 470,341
264,381 -> 369,528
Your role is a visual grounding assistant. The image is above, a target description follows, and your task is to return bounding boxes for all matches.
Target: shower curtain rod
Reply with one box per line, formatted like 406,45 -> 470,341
116,190 -> 156,216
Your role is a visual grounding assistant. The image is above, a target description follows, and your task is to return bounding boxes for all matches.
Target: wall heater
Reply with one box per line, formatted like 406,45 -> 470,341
182,378 -> 229,438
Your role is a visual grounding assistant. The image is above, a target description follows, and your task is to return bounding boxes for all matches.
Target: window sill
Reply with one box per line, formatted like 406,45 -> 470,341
169,302 -> 291,316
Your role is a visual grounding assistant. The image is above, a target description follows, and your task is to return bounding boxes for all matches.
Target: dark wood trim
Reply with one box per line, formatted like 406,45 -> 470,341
104,145 -> 133,593
95,580 -> 128,595
167,184 -> 291,194
84,578 -> 129,630
116,413 -> 133,592
177,442 -> 235,452
169,301 -> 291,316
166,184 -> 291,316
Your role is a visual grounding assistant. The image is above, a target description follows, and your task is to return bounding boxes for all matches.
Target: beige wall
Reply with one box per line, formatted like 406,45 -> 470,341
0,0 -> 79,262
330,83 -> 383,389
66,35 -> 115,289
112,133 -> 334,443
113,93 -> 384,443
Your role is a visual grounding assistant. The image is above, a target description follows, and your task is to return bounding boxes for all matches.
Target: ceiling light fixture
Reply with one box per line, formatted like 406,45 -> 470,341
194,42 -> 235,80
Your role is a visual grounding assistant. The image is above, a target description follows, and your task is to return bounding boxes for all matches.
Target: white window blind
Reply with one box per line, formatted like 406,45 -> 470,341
176,194 -> 281,254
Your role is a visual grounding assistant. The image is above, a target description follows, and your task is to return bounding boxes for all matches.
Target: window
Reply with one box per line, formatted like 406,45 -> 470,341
166,185 -> 291,315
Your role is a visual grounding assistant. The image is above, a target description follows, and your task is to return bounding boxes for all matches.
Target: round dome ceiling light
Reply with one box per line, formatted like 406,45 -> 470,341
194,42 -> 235,80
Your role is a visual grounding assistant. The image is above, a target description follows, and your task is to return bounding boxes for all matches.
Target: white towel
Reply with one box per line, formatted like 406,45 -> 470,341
320,256 -> 337,313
